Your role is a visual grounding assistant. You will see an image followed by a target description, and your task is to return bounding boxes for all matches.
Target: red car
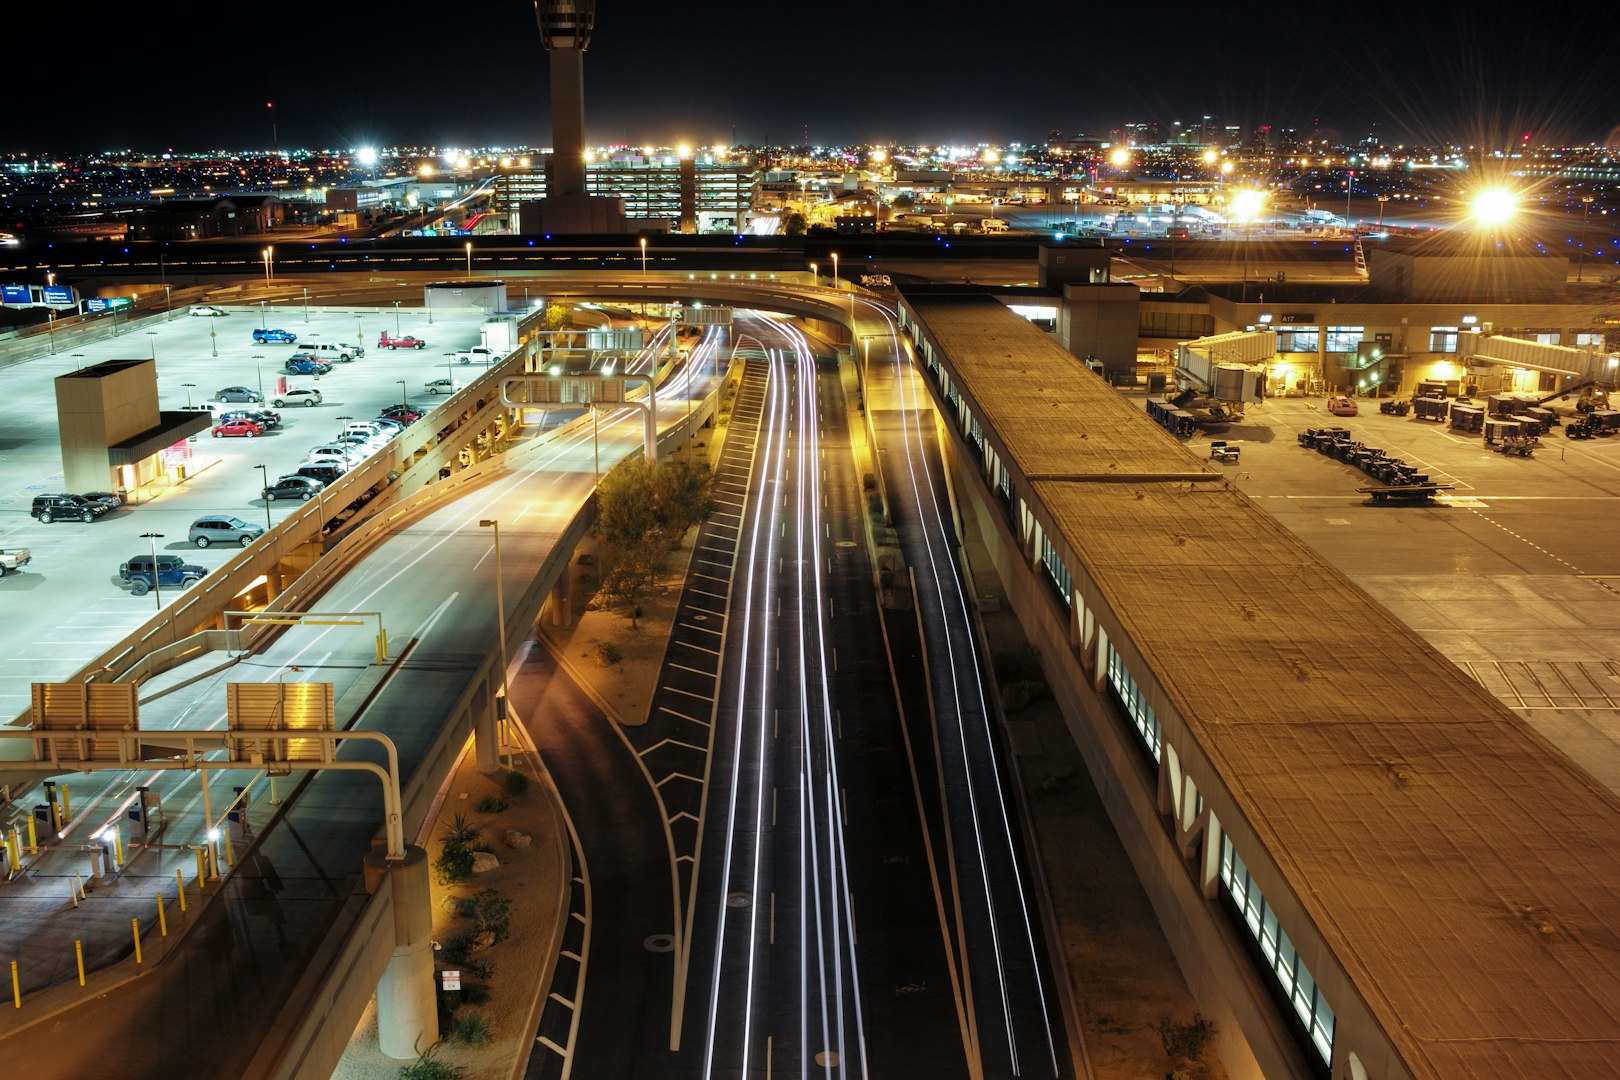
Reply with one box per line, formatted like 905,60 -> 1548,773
212,419 -> 265,438
377,332 -> 427,350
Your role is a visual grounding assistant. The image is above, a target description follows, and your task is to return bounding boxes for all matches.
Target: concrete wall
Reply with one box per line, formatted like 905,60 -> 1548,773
1061,282 -> 1142,381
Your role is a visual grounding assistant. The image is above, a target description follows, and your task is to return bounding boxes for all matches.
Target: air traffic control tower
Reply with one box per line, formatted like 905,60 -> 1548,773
531,0 -> 626,233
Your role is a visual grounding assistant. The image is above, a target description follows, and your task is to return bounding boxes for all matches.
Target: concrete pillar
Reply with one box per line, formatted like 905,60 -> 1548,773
550,567 -> 573,628
475,682 -> 501,774
1200,815 -> 1223,900
368,844 -> 438,1059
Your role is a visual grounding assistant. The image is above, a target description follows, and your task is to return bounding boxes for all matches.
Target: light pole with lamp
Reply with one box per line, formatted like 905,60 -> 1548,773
1344,169 -> 1355,226
391,299 -> 402,336
1233,189 -> 1265,305
334,415 -> 355,473
478,518 -> 511,768
396,379 -> 408,410
182,382 -> 196,408
809,261 -> 818,287
831,251 -> 840,290
639,237 -> 648,320
139,532 -> 164,611
355,315 -> 363,346
255,464 -> 272,531
163,284 -> 172,320
1377,195 -> 1390,228
302,287 -> 310,324
1578,196 -> 1596,283
146,331 -> 159,361
252,355 -> 265,398
210,312 -> 218,357
465,241 -> 473,277
258,299 -> 268,326
46,308 -> 56,354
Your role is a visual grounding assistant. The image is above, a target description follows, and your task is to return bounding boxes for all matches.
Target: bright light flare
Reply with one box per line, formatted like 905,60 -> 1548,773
1471,188 -> 1518,225
1109,148 -> 1130,168
355,147 -> 378,167
1232,189 -> 1266,221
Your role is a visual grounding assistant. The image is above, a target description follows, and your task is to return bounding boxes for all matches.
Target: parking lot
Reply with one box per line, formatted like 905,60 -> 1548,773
1172,394 -> 1620,793
0,302 -> 494,720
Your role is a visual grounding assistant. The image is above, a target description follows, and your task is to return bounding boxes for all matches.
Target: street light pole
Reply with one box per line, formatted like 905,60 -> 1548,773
478,518 -> 511,764
210,313 -> 218,357
140,532 -> 164,611
392,300 -> 402,336
182,382 -> 195,408
147,331 -> 158,361
252,356 -> 264,397
396,379 -> 408,410
256,464 -> 272,531
1578,196 -> 1596,283
302,287 -> 310,324
465,241 -> 473,277
831,251 -> 839,290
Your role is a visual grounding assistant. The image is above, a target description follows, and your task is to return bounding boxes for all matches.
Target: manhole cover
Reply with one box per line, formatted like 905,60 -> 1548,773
726,892 -> 752,909
643,933 -> 675,953
814,1051 -> 841,1067
692,613 -> 708,621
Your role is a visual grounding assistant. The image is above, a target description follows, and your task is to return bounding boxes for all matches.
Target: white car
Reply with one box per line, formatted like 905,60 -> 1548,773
424,378 -> 462,395
189,304 -> 228,317
304,445 -> 353,463
270,388 -> 324,408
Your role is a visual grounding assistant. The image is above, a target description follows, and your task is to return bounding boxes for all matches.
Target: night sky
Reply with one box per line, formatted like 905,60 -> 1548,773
12,0 -> 1620,152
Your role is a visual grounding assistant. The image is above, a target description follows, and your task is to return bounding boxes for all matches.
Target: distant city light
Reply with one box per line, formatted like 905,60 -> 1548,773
356,147 -> 378,167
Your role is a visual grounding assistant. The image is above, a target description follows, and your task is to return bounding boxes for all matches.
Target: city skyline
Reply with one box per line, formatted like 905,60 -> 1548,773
12,0 -> 1620,152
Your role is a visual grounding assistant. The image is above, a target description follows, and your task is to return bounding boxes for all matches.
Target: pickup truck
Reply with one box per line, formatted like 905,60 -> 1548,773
377,332 -> 427,350
454,346 -> 500,365
253,328 -> 298,344
0,547 -> 30,577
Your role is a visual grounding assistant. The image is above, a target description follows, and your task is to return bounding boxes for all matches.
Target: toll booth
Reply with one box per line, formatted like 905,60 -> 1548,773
127,786 -> 165,843
226,786 -> 252,839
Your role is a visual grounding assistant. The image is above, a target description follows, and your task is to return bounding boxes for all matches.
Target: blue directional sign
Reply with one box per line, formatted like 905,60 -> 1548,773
84,297 -> 111,312
41,285 -> 75,307
0,284 -> 29,305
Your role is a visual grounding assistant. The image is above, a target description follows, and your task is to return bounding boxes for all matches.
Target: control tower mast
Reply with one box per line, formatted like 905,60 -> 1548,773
535,0 -> 595,199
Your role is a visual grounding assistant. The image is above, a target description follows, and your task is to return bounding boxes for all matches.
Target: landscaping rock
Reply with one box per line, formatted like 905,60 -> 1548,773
504,830 -> 532,850
471,850 -> 501,874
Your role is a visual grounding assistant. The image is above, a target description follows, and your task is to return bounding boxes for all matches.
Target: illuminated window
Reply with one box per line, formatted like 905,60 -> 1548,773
1429,327 -> 1460,353
1106,645 -> 1161,761
1323,326 -> 1364,354
1276,328 -> 1319,352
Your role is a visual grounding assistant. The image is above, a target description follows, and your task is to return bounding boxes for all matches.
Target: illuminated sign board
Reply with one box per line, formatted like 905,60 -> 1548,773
0,284 -> 29,305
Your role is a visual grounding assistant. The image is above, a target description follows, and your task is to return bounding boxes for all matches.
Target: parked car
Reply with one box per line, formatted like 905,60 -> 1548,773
219,408 -> 280,429
377,332 -> 427,350
379,404 -> 423,422
301,341 -> 363,362
368,417 -> 405,433
0,547 -> 31,577
214,386 -> 262,403
252,328 -> 297,344
82,491 -> 125,510
263,475 -> 324,502
190,304 -> 228,317
212,419 -> 265,438
1327,395 -> 1359,417
270,388 -> 323,408
302,449 -> 352,467
423,378 -> 462,395
188,515 -> 265,548
284,356 -> 333,376
119,553 -> 208,596
294,463 -> 346,486
30,493 -> 110,523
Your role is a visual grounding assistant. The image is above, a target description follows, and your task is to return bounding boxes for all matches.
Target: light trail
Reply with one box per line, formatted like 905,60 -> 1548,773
865,295 -> 1062,1077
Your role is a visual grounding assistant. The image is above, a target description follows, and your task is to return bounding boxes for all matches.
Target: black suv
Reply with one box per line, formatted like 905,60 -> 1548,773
119,554 -> 208,596
31,494 -> 111,523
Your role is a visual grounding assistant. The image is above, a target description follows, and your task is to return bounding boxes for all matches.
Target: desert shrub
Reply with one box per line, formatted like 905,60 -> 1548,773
593,642 -> 624,667
433,843 -> 474,886
441,931 -> 480,966
501,770 -> 531,797
473,795 -> 509,814
443,813 -> 481,847
446,1013 -> 494,1046
459,981 -> 492,1006
1001,679 -> 1049,712
398,1043 -> 463,1080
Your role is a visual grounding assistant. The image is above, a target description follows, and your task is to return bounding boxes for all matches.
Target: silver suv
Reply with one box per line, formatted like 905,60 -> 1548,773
188,515 -> 266,548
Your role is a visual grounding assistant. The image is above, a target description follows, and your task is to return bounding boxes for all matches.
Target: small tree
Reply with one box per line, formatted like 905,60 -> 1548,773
1155,1014 -> 1216,1078
542,303 -> 574,333
891,192 -> 916,211
469,888 -> 513,942
785,212 -> 807,236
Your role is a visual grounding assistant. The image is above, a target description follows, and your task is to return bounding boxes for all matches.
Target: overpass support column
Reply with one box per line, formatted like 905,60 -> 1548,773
367,845 -> 439,1059
475,682 -> 502,774
549,566 -> 573,628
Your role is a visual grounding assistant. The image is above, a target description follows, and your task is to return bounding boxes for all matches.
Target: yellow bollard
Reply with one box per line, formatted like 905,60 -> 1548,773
221,830 -> 234,870
68,879 -> 78,909
131,919 -> 142,965
194,846 -> 206,889
156,894 -> 168,937
375,628 -> 388,662
25,815 -> 37,855
113,830 -> 124,871
60,784 -> 71,823
5,828 -> 17,875
175,868 -> 187,912
74,940 -> 84,987
10,960 -> 18,1009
